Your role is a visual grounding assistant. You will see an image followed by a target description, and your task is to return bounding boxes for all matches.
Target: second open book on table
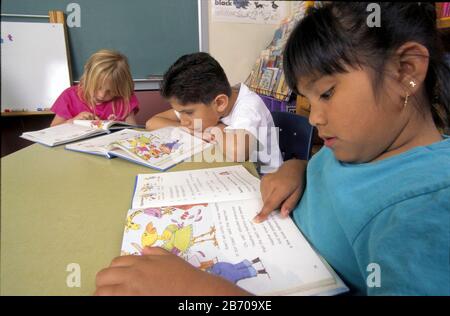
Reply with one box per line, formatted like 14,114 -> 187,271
65,127 -> 212,171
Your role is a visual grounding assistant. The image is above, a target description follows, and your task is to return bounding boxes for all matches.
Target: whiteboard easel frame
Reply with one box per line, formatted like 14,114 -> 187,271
0,10 -> 72,116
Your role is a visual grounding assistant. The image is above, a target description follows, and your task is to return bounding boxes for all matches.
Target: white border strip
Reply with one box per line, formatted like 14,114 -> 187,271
1,13 -> 49,18
198,0 -> 209,52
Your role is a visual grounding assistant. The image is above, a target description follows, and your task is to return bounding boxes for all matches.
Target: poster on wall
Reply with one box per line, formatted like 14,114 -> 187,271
211,0 -> 289,24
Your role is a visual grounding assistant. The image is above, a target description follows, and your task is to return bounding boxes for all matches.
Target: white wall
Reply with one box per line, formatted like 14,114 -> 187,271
207,1 -> 301,85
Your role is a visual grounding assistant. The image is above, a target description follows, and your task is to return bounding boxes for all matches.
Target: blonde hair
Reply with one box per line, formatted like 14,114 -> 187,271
78,49 -> 134,119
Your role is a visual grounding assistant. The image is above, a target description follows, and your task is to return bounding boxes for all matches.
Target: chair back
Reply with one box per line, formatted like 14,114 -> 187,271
271,111 -> 314,161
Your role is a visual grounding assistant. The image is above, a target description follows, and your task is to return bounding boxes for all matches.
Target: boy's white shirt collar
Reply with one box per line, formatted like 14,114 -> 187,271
220,83 -> 247,123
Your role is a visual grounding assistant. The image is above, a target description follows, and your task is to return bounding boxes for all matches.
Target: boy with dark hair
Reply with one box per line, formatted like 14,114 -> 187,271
146,52 -> 282,173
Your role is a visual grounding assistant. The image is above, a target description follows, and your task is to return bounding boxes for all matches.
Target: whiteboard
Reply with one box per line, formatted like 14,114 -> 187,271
1,22 -> 71,112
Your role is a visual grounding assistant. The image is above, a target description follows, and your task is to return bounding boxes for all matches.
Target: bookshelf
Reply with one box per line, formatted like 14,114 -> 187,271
437,17 -> 450,29
437,2 -> 450,29
245,2 -> 318,104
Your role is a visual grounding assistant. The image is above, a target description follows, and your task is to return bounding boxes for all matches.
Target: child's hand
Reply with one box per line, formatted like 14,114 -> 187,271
72,111 -> 98,121
107,114 -> 117,121
95,247 -> 248,296
201,130 -> 217,144
201,124 -> 226,144
254,159 -> 307,223
186,128 -> 218,144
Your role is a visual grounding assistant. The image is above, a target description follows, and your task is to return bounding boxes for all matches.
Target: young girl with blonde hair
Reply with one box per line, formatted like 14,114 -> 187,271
50,49 -> 139,126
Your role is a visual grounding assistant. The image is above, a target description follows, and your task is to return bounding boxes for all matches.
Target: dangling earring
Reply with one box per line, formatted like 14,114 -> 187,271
403,93 -> 410,108
403,80 -> 415,108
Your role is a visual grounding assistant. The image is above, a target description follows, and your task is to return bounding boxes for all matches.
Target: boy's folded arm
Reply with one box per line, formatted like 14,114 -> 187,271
229,130 -> 255,162
213,125 -> 255,162
145,109 -> 180,130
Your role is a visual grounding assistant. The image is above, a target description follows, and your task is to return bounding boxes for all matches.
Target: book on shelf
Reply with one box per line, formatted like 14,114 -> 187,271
258,68 -> 276,91
438,2 -> 450,18
66,127 -> 213,171
20,119 -> 143,147
268,67 -> 281,92
247,51 -> 292,101
245,6 -> 309,102
275,72 -> 287,98
120,165 -> 349,296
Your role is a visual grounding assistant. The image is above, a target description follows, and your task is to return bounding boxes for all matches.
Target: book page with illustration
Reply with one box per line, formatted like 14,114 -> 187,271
121,165 -> 348,296
109,127 -> 212,171
65,129 -> 143,157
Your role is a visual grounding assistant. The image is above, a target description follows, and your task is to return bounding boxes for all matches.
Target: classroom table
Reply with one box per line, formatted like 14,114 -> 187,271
0,144 -> 258,295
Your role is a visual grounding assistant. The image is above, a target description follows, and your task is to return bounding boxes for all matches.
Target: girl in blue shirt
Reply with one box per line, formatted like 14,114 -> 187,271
255,2 -> 450,295
95,3 -> 449,296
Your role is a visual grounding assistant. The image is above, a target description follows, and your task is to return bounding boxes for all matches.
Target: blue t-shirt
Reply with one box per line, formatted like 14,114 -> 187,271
293,137 -> 450,295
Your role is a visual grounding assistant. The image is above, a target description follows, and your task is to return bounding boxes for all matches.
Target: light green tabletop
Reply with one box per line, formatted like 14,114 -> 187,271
1,144 -> 257,295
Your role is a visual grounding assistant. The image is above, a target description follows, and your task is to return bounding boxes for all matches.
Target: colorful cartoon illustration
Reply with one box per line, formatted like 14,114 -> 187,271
140,192 -> 157,205
208,258 -> 270,284
142,206 -> 175,218
187,254 -> 270,284
148,144 -> 163,159
140,183 -> 154,193
138,182 -> 159,206
118,133 -> 184,161
140,222 -> 218,256
125,205 -> 179,233
140,204 -> 208,220
125,210 -> 143,232
160,140 -> 181,154
123,135 -> 156,158
170,203 -> 208,221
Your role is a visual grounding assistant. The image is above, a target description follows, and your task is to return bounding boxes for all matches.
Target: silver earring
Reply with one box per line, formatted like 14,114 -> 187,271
404,93 -> 410,108
409,80 -> 416,88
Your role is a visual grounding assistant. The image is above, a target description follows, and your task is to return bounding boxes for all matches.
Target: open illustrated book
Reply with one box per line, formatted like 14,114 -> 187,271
120,165 -> 349,296
20,120 -> 143,147
65,127 -> 213,171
